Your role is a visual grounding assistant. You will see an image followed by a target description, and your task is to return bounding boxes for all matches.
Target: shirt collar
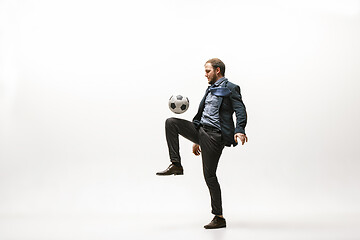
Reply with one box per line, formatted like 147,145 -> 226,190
213,77 -> 227,87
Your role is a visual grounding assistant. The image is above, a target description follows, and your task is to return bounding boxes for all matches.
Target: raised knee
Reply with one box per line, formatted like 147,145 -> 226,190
165,117 -> 176,127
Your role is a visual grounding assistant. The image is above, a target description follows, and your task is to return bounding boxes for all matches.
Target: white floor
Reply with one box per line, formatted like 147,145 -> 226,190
1,213 -> 359,240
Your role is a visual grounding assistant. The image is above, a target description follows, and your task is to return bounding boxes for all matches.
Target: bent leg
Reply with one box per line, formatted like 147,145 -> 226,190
165,117 -> 199,164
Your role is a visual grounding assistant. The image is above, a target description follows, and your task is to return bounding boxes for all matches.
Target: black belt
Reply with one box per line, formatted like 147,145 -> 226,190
201,124 -> 221,133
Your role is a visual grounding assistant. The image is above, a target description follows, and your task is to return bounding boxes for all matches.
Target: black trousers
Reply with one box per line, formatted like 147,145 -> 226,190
165,117 -> 225,216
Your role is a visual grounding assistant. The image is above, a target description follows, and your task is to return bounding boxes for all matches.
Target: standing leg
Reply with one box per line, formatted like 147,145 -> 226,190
198,127 -> 225,216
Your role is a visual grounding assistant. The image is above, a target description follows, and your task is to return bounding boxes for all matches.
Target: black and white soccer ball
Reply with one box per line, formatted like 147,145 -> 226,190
168,95 -> 190,114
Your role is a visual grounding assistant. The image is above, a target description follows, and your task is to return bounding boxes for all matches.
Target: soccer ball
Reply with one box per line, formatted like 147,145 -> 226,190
168,95 -> 189,114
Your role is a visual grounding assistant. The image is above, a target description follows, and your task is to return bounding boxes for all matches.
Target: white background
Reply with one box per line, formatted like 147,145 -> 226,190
1,0 -> 360,239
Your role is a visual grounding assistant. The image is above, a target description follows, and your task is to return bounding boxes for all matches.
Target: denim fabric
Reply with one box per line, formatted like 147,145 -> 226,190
200,78 -> 227,130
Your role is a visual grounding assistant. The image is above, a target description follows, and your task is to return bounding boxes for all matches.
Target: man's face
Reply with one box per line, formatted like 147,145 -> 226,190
204,63 -> 219,85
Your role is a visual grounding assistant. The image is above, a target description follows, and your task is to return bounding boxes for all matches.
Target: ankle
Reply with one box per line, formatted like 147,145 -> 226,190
172,162 -> 182,167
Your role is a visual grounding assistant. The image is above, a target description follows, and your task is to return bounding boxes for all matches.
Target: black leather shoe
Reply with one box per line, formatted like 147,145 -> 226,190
204,216 -> 226,229
156,164 -> 183,176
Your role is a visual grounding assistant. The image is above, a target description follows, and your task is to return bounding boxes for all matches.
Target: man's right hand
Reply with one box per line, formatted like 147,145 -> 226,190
192,144 -> 201,156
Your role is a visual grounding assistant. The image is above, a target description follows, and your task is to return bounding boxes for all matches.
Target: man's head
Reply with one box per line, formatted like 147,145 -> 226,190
204,58 -> 225,85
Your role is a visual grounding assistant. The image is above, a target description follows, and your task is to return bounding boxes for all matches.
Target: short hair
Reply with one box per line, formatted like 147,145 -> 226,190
205,58 -> 225,76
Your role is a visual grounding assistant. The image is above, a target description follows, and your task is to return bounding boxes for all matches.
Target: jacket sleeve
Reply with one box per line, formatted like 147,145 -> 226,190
230,84 -> 247,134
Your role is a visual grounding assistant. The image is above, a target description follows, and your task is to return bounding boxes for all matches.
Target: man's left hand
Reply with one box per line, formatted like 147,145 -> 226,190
234,133 -> 248,145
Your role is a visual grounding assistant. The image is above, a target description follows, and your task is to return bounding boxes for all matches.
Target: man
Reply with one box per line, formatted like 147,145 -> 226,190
156,58 -> 248,229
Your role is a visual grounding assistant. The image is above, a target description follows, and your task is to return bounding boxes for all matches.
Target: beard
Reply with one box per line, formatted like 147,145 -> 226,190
208,74 -> 218,85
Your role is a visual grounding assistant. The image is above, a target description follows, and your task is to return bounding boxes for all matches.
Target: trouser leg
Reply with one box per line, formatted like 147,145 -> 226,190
199,127 -> 225,216
165,117 -> 199,164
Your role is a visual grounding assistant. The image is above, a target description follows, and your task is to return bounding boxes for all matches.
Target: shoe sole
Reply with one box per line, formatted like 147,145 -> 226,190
156,172 -> 183,176
204,225 -> 226,229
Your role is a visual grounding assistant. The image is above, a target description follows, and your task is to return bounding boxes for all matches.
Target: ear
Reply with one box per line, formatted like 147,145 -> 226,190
215,67 -> 221,76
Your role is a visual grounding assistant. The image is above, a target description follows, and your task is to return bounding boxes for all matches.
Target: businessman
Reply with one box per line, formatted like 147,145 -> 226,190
157,58 -> 247,229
